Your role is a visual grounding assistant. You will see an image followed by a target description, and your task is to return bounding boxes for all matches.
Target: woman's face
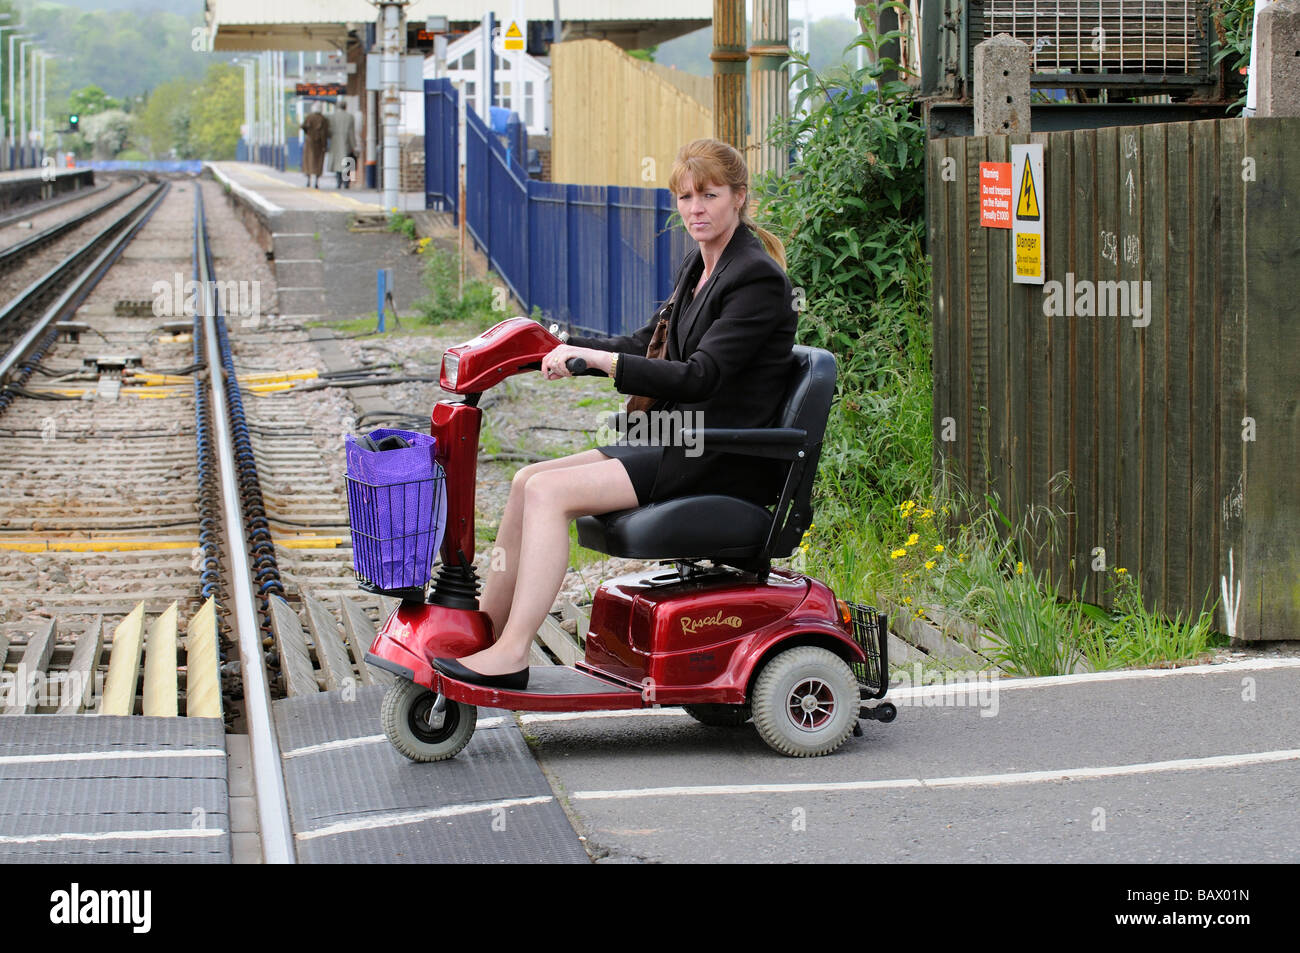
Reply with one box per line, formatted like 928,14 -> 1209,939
678,180 -> 744,245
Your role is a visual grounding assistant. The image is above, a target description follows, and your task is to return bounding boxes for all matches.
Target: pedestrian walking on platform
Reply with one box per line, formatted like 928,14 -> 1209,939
328,101 -> 358,189
301,103 -> 329,189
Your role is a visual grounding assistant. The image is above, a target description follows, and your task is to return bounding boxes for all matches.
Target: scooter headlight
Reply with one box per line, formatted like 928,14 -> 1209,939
442,352 -> 459,389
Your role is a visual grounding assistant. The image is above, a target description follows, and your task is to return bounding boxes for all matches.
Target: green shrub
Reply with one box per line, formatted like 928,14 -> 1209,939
414,245 -> 498,326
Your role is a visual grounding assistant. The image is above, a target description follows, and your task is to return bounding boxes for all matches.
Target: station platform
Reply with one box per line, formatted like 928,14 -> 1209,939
207,161 -> 424,215
0,167 -> 95,215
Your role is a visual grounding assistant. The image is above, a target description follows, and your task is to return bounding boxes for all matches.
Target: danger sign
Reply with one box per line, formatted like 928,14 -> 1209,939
980,162 -> 1012,228
504,21 -> 524,50
1011,144 -> 1045,284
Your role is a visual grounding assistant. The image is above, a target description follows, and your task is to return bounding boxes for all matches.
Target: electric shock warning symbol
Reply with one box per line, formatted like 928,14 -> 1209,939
1016,161 -> 1040,220
1010,143 -> 1045,285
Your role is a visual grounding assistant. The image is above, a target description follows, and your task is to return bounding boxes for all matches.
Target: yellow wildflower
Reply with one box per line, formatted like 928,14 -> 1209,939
925,560 -> 936,570
906,533 -> 919,546
890,548 -> 907,559
933,544 -> 944,553
1016,561 -> 1025,575
903,596 -> 913,605
1115,567 -> 1128,574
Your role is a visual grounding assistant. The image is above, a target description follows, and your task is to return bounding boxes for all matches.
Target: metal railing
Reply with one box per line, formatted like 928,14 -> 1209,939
423,77 -> 692,336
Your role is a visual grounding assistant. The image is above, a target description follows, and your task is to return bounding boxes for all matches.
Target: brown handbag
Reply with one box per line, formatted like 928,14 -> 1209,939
624,295 -> 674,415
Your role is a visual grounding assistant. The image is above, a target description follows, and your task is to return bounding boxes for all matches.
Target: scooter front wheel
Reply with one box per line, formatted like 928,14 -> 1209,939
381,679 -> 477,762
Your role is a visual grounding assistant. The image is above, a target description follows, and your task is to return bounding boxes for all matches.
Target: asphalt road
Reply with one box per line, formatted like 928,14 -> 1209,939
524,660 -> 1300,863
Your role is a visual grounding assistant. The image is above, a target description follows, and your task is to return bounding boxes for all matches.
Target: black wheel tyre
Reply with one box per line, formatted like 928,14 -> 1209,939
874,702 -> 898,723
752,646 -> 860,757
682,703 -> 751,727
380,679 -> 477,762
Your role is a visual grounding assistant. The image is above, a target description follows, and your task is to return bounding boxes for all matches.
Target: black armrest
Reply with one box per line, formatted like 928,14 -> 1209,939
680,427 -> 808,460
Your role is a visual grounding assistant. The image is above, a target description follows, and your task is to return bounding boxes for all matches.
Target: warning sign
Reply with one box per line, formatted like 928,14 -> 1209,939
504,21 -> 524,50
980,162 -> 1012,228
1016,161 -> 1040,220
1011,144 -> 1045,284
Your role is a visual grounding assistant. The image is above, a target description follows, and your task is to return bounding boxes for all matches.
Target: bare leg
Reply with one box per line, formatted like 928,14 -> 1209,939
479,449 -> 609,638
458,458 -> 638,675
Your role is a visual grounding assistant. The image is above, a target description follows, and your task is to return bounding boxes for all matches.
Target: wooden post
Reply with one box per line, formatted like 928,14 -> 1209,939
711,0 -> 747,150
747,0 -> 790,178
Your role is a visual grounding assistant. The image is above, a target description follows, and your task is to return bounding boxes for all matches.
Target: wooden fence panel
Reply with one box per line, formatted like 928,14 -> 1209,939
1163,122 -> 1193,615
1070,127 -> 1099,602
1187,120 -> 1219,619
1217,119 -> 1247,637
925,117 -> 1298,638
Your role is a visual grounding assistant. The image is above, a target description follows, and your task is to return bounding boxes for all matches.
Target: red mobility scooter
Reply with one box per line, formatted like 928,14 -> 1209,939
362,317 -> 895,759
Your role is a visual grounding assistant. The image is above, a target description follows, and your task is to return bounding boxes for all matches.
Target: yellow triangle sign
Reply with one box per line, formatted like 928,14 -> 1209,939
506,22 -> 522,38
1016,161 -> 1040,220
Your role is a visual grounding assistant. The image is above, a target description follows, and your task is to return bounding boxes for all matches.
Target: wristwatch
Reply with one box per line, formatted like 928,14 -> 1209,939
610,353 -> 619,380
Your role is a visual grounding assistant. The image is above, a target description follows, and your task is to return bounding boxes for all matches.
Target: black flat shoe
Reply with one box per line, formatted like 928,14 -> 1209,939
433,657 -> 529,691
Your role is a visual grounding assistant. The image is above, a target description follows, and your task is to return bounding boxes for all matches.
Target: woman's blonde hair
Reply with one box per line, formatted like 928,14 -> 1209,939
667,138 -> 787,270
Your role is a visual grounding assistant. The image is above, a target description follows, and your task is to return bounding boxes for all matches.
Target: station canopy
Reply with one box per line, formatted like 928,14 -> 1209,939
205,0 -> 712,52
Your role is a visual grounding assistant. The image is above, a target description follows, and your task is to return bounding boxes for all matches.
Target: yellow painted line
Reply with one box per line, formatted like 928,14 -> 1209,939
129,374 -> 192,385
276,537 -> 345,549
237,369 -> 318,383
100,602 -> 146,716
143,602 -> 179,717
0,539 -> 196,553
185,597 -> 221,719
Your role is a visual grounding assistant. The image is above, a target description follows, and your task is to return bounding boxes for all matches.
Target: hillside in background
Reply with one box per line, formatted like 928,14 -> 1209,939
22,0 -> 208,108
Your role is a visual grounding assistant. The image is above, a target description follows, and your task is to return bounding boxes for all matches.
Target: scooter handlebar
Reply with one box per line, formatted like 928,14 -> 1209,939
565,357 -> 607,377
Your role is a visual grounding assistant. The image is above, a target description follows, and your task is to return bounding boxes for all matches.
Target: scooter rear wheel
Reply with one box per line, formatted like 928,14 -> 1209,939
751,646 -> 859,757
381,679 -> 477,762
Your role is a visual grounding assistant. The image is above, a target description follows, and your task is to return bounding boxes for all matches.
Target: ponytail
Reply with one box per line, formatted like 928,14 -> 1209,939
743,214 -> 788,271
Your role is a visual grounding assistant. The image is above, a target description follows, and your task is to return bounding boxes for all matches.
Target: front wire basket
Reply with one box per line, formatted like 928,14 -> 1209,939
847,602 -> 888,699
345,468 -> 446,599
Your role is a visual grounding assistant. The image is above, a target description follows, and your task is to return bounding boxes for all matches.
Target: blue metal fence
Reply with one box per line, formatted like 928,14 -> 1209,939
423,77 -> 690,336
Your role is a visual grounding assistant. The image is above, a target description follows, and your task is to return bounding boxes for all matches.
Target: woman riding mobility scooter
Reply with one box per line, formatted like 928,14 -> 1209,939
359,317 -> 895,759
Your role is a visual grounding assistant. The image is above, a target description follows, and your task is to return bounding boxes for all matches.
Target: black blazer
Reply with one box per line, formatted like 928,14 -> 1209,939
569,223 -> 797,502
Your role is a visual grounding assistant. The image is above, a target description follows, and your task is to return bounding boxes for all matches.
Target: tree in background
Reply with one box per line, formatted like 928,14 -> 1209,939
132,63 -> 242,160
186,63 -> 242,159
67,84 -> 123,117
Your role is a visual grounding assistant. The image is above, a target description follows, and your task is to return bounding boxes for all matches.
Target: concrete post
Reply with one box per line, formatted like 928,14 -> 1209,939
1256,0 -> 1300,118
748,0 -> 789,177
973,33 -> 1030,136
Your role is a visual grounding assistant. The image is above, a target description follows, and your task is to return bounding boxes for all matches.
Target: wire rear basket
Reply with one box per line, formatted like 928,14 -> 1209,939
345,468 -> 446,598
847,602 -> 888,699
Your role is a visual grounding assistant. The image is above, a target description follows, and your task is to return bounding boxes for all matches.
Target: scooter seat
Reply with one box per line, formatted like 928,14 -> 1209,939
576,494 -> 772,560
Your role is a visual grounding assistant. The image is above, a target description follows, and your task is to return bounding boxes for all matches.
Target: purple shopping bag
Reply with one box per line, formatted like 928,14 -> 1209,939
344,429 -> 447,591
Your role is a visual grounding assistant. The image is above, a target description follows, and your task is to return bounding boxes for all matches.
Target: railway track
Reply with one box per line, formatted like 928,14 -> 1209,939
0,170 -> 417,863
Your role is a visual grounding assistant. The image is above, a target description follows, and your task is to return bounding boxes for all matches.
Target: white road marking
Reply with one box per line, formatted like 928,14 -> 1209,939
295,795 -> 554,840
0,828 -> 225,845
281,717 -> 505,758
0,749 -> 224,767
517,657 -> 1300,723
569,748 -> 1300,802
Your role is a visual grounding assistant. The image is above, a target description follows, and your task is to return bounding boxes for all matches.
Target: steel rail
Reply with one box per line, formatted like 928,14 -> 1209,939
193,185 -> 296,865
0,179 -> 168,394
0,174 -> 145,271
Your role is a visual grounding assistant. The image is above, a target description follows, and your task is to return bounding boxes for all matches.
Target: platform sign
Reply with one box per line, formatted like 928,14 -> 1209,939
979,162 -> 1012,228
494,2 -> 526,54
1011,144 -> 1045,284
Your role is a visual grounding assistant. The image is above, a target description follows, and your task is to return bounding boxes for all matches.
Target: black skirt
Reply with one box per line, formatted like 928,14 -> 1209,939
598,442 -> 785,509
